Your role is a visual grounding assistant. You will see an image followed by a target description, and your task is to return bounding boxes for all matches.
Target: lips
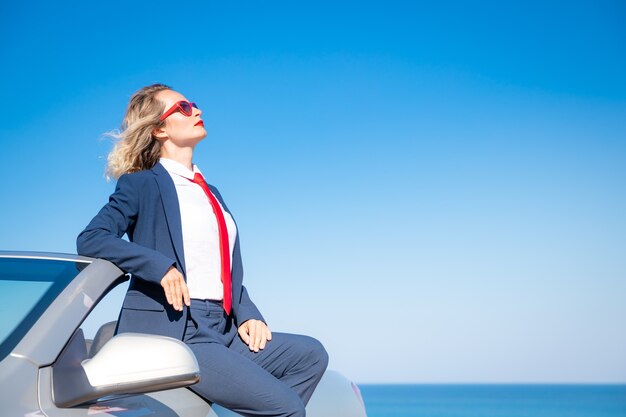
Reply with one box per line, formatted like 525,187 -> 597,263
195,120 -> 204,127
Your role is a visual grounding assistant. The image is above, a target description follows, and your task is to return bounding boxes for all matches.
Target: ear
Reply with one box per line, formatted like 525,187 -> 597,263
152,126 -> 168,140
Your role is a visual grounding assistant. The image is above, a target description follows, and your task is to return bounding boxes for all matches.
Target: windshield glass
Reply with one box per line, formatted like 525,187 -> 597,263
0,257 -> 85,361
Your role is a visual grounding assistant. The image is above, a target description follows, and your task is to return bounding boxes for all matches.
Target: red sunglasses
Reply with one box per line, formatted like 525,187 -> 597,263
160,100 -> 198,121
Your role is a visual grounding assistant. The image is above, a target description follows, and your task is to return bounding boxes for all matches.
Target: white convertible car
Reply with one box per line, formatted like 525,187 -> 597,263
0,251 -> 367,417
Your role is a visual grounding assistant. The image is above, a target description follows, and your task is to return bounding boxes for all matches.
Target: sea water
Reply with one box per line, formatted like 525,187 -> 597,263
359,384 -> 626,417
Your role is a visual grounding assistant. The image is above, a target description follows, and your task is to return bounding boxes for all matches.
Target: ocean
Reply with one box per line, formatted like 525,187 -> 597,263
358,384 -> 626,417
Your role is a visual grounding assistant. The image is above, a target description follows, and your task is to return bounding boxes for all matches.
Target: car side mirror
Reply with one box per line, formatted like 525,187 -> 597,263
53,329 -> 199,408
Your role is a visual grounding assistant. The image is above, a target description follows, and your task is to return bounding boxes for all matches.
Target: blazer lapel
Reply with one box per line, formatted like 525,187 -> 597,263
152,162 -> 187,276
208,184 -> 233,218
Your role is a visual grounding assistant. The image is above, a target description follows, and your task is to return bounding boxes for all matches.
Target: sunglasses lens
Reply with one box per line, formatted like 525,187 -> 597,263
191,102 -> 198,109
179,101 -> 192,115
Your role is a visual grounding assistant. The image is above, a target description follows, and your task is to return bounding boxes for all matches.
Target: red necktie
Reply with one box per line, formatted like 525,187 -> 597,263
190,173 -> 232,315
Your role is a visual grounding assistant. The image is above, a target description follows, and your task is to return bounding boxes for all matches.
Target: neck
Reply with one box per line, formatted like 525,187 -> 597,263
160,145 -> 194,171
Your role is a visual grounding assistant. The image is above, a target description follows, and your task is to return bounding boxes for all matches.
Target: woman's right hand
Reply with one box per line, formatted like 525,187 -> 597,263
161,266 -> 191,311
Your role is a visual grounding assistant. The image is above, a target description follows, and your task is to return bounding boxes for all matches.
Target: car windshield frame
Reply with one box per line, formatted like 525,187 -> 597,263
0,257 -> 87,362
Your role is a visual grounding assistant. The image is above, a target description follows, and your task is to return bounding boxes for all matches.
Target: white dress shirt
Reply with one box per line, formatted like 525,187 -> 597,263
159,158 -> 236,301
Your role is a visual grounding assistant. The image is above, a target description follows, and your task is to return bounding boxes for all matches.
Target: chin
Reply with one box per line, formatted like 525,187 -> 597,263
192,130 -> 207,143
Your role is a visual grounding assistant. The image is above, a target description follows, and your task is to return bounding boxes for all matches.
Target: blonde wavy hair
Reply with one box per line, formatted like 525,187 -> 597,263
106,83 -> 172,180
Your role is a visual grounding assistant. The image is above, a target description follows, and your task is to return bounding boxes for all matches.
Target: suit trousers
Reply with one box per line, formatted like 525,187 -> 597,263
183,299 -> 329,417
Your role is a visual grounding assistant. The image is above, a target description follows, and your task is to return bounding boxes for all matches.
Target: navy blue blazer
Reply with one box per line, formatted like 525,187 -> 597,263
77,162 -> 264,340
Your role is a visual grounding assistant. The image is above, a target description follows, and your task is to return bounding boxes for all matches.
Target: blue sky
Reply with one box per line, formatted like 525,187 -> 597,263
1,1 -> 625,383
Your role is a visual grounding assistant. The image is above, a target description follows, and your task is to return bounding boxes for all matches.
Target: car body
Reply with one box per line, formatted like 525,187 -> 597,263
0,251 -> 367,417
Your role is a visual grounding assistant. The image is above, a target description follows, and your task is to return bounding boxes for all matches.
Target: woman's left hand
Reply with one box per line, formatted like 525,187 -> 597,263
238,319 -> 272,352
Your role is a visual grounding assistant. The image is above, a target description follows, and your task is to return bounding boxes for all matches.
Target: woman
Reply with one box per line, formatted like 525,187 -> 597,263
77,84 -> 328,417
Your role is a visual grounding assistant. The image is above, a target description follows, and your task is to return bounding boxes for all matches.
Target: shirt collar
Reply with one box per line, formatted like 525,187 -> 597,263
159,157 -> 202,181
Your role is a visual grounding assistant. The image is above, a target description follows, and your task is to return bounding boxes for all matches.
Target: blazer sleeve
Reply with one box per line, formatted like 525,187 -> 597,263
76,174 -> 175,284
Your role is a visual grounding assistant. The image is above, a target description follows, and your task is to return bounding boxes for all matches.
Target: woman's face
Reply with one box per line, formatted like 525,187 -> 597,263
155,89 -> 206,148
